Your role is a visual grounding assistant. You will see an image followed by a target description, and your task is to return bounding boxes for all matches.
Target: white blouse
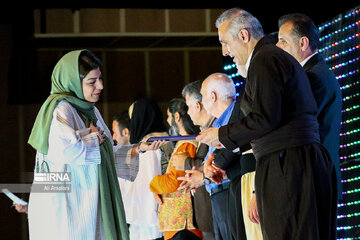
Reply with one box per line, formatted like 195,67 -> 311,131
28,100 -> 112,240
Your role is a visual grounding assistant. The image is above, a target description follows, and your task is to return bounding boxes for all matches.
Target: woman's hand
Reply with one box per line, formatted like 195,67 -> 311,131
89,121 -> 105,144
13,202 -> 28,213
170,151 -> 190,170
138,140 -> 168,153
153,193 -> 163,205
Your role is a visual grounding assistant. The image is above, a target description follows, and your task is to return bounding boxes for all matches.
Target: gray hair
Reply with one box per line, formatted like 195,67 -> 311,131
205,73 -> 236,101
215,8 -> 264,40
182,79 -> 203,102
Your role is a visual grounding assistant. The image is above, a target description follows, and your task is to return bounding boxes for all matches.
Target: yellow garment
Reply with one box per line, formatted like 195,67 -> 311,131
150,140 -> 202,240
241,171 -> 263,240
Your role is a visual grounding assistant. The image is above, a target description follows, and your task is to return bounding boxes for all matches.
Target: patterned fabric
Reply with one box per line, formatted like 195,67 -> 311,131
159,187 -> 194,231
150,140 -> 198,233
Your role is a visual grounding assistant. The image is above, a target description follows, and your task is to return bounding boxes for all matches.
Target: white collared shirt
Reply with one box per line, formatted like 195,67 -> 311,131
231,50 -> 254,154
300,52 -> 318,67
245,49 -> 254,71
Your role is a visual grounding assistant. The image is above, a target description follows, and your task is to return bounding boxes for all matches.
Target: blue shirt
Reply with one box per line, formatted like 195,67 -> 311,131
204,100 -> 235,193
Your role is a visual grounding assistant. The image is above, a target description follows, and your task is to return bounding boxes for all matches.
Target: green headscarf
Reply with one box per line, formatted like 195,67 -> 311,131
28,50 -> 129,240
28,50 -> 97,154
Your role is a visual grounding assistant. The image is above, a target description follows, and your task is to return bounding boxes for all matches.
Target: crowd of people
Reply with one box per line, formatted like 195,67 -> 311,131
14,7 -> 341,240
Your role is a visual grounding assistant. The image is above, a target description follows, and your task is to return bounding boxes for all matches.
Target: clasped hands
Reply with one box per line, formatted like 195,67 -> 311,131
89,121 -> 106,144
177,152 -> 227,194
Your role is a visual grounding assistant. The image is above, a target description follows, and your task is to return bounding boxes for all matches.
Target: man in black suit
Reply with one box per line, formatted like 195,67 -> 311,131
197,8 -> 337,240
276,13 -> 342,200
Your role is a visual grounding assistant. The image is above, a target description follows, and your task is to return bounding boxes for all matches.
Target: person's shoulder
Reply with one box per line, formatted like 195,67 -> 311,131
52,100 -> 78,124
252,42 -> 286,68
54,100 -> 76,115
94,105 -> 101,116
306,57 -> 340,91
307,56 -> 334,77
175,140 -> 197,152
256,43 -> 293,62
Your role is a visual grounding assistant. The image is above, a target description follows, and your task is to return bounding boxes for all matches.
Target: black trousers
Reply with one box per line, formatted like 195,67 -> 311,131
255,143 -> 337,240
169,230 -> 201,240
211,189 -> 233,240
228,176 -> 247,240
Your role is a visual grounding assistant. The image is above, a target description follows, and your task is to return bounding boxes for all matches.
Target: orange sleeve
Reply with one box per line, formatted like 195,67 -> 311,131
150,164 -> 182,194
149,142 -> 197,194
175,142 -> 197,159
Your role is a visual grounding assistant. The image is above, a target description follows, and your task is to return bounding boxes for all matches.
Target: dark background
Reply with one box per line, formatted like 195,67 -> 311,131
0,3 -> 358,239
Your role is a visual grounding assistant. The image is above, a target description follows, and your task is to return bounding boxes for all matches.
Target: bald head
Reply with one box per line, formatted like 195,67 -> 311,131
201,73 -> 236,118
202,73 -> 236,100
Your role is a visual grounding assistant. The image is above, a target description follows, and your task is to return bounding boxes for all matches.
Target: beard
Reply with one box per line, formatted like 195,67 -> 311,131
168,118 -> 180,136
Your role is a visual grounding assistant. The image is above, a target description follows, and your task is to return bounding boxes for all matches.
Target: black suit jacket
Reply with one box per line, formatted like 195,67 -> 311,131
219,36 -> 320,160
303,53 -> 342,198
213,98 -> 251,180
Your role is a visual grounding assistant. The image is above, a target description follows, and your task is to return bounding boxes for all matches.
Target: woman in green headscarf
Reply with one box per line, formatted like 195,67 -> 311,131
27,49 -> 131,240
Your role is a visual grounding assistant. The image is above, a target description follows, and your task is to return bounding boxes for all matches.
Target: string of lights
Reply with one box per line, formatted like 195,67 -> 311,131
338,200 -> 360,207
319,20 -> 360,42
336,237 -> 360,240
319,32 -> 360,53
341,176 -> 360,183
341,164 -> 360,172
329,57 -> 360,71
317,5 -> 360,240
341,116 -> 360,125
335,69 -> 359,81
324,45 -> 360,61
342,93 -> 359,102
340,128 -> 360,137
341,187 -> 360,195
318,8 -> 360,31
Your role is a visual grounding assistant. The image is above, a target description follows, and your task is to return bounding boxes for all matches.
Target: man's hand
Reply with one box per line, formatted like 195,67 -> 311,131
203,153 -> 217,179
196,127 -> 224,149
248,193 -> 260,224
203,153 -> 226,184
177,166 -> 204,193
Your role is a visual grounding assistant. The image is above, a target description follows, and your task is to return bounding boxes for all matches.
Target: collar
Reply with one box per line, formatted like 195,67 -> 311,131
212,100 -> 236,128
300,52 -> 318,67
200,116 -> 216,131
245,49 -> 254,71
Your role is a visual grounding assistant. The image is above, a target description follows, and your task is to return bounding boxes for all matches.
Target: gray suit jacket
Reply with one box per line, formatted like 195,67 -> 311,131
183,117 -> 215,232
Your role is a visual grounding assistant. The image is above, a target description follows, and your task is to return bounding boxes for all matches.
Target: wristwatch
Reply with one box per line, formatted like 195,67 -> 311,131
203,172 -> 211,185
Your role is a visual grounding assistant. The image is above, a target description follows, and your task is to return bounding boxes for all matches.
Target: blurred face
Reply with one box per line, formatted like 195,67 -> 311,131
82,67 -> 103,102
166,108 -> 173,127
218,21 -> 248,67
184,94 -> 201,126
166,108 -> 179,136
200,81 -> 216,117
112,120 -> 130,146
276,21 -> 302,62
